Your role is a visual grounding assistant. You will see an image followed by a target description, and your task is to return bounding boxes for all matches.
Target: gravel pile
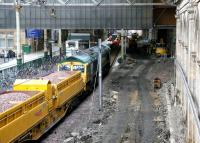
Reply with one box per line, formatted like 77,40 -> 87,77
42,71 -> 75,83
0,56 -> 61,90
63,129 -> 93,143
165,81 -> 186,143
153,82 -> 170,143
154,81 -> 186,143
0,92 -> 31,113
169,106 -> 186,143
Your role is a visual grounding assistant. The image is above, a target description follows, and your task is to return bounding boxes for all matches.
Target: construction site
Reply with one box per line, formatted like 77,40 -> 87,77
0,0 -> 199,143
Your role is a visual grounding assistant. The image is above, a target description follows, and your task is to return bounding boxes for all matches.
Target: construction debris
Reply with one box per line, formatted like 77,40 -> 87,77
39,56 -> 186,143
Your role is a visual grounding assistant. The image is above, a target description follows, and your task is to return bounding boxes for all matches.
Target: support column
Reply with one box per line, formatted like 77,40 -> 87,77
187,98 -> 190,142
184,46 -> 188,79
154,29 -> 158,42
44,29 -> 48,58
175,14 -> 181,96
191,112 -> 195,143
188,6 -> 195,93
5,34 -> 7,51
188,4 -> 197,142
197,62 -> 200,112
98,39 -> 102,111
49,29 -> 54,59
58,29 -> 62,47
124,31 -> 127,57
148,28 -> 153,40
180,76 -> 184,107
103,29 -> 108,40
15,1 -> 22,65
188,107 -> 193,142
179,14 -> 184,69
121,29 -> 125,62
58,29 -> 62,58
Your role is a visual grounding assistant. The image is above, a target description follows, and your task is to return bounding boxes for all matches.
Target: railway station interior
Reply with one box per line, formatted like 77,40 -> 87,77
0,0 -> 199,143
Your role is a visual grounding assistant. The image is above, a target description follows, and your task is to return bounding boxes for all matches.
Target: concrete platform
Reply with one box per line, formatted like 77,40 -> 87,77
0,46 -> 60,71
0,51 -> 44,71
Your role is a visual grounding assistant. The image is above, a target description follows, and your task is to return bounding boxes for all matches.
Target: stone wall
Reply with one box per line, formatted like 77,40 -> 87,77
175,0 -> 200,142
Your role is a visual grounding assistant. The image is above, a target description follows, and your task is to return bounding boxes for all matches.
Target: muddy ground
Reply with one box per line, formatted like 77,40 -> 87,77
40,54 -> 185,143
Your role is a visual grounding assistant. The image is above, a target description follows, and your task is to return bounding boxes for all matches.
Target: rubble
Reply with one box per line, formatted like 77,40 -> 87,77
63,137 -> 74,143
0,56 -> 60,90
71,132 -> 79,137
40,56 -> 185,143
154,80 -> 186,143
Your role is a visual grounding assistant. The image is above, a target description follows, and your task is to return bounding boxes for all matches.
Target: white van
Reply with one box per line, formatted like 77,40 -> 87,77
65,39 -> 87,57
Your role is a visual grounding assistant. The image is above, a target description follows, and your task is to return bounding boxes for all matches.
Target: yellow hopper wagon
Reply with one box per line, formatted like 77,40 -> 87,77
40,71 -> 84,108
0,71 -> 84,142
0,91 -> 48,143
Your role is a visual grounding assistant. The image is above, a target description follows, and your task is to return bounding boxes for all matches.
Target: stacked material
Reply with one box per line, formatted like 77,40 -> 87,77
0,56 -> 61,90
0,92 -> 31,113
42,71 -> 75,83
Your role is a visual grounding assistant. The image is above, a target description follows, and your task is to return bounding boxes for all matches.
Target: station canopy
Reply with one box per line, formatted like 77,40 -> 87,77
0,0 -> 173,29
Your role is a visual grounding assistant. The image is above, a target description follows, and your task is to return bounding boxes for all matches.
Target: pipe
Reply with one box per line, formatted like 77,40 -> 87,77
175,59 -> 200,137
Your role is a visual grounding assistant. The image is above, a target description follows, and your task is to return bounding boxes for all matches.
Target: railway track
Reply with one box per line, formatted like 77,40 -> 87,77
110,47 -> 120,67
0,35 -> 122,143
38,47 -> 120,142
39,51 -> 175,143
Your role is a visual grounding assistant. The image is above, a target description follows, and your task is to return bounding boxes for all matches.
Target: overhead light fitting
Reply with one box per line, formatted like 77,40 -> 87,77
50,8 -> 56,18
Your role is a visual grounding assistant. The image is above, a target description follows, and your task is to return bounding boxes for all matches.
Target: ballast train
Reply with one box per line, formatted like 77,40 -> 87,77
0,41 -> 116,143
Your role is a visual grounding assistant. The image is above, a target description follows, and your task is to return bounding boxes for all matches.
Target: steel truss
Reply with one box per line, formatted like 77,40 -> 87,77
0,0 -> 175,7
